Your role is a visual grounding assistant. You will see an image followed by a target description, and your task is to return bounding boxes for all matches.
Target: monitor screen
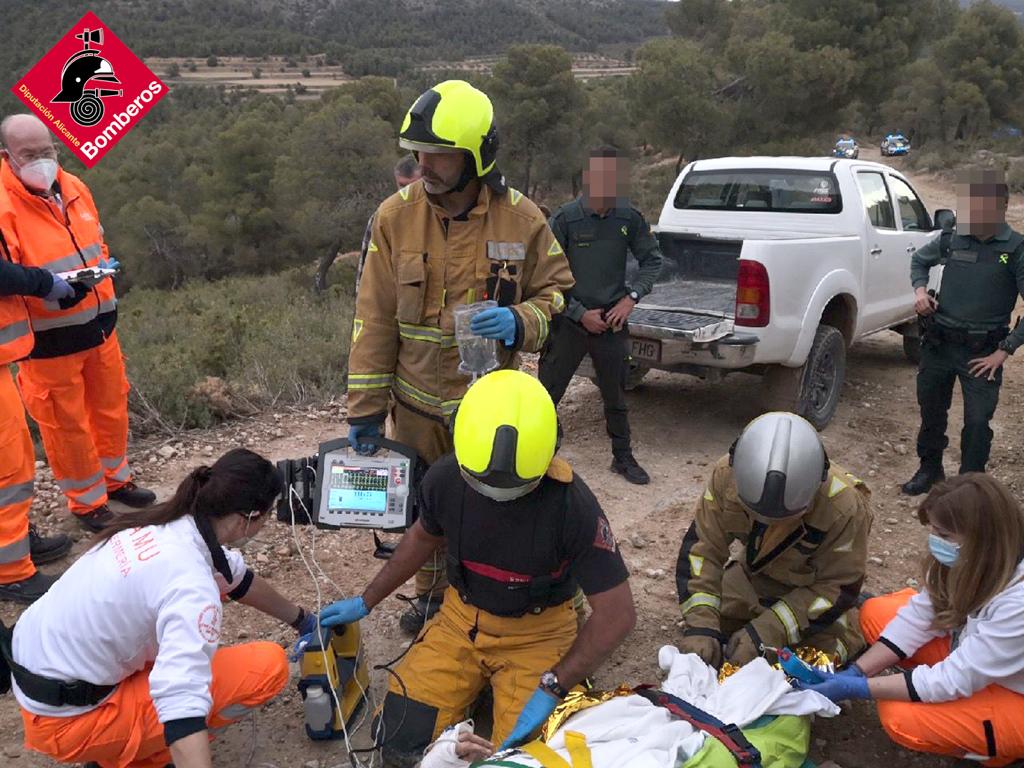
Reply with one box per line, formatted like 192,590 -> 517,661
328,464 -> 388,513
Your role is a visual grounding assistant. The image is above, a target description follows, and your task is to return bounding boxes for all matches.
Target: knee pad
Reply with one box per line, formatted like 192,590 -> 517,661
375,690 -> 439,764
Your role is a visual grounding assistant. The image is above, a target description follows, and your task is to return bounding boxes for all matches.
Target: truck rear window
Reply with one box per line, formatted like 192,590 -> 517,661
674,170 -> 843,214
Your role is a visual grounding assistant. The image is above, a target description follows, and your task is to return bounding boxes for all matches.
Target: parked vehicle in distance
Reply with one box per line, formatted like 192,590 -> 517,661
592,157 -> 951,429
880,133 -> 911,156
833,136 -> 859,159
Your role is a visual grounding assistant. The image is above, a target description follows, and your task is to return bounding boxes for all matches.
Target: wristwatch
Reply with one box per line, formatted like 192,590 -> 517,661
539,670 -> 568,699
627,290 -> 640,302
998,338 -> 1014,354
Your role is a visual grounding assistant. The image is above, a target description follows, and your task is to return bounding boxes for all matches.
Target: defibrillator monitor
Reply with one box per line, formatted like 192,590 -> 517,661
312,437 -> 420,530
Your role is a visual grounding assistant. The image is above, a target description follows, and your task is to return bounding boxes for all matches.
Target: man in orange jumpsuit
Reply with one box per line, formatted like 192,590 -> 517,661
0,195 -> 72,602
0,114 -> 154,532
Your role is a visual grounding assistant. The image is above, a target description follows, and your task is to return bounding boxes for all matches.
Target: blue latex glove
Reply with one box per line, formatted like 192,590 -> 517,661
499,687 -> 559,750
347,423 -> 381,456
99,257 -> 121,272
470,307 -> 517,347
44,273 -> 75,302
792,664 -> 870,703
319,596 -> 369,629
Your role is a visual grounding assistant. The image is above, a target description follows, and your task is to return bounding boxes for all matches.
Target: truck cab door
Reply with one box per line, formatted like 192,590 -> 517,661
855,170 -> 906,331
888,174 -> 939,308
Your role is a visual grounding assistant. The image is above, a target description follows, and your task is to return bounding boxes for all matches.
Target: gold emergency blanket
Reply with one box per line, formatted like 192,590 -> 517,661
718,647 -> 837,684
541,685 -> 634,741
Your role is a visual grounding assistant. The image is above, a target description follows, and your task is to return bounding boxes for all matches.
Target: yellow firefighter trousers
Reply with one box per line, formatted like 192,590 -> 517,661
379,587 -> 577,759
389,400 -> 452,600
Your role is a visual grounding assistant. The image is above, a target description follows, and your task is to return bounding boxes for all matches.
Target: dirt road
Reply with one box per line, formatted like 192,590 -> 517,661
1,158 -> 1021,768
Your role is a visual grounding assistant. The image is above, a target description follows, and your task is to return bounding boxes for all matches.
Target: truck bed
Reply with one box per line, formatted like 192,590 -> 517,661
625,234 -> 742,343
642,278 -> 737,318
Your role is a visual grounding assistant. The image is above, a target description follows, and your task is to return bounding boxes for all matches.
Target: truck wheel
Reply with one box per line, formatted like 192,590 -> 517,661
763,325 -> 846,430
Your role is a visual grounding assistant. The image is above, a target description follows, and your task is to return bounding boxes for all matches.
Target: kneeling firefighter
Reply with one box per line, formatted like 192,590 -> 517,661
3,449 -> 320,768
676,412 -> 874,668
319,370 -> 636,766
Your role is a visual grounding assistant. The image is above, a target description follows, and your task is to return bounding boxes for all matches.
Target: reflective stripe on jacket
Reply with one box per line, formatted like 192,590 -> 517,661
0,160 -> 116,359
676,455 -> 873,649
348,181 -> 574,423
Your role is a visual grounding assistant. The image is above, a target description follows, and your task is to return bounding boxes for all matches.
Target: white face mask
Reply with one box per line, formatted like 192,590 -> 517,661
230,511 -> 263,548
12,157 -> 58,192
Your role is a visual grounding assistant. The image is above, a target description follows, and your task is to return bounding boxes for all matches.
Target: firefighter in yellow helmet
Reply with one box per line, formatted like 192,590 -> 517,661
345,80 -> 575,634
327,371 -> 634,766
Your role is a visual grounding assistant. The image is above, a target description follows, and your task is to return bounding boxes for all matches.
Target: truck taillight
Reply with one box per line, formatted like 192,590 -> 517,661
735,260 -> 770,327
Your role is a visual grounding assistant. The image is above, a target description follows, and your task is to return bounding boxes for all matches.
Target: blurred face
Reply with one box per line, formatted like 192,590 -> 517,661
955,169 -> 1008,237
417,150 -> 466,195
583,155 -> 629,209
395,166 -> 422,189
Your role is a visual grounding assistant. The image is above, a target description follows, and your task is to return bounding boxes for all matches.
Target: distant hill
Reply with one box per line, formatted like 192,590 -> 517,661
961,0 -> 1024,16
2,0 -> 669,92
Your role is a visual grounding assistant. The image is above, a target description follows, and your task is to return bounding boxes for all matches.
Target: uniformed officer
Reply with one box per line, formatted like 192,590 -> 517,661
321,371 -> 635,766
902,168 -> 1024,496
345,81 -> 574,633
539,146 -> 663,485
676,412 -> 873,668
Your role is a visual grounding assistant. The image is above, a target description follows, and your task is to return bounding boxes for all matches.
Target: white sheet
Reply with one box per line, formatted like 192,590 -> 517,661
419,645 -> 839,768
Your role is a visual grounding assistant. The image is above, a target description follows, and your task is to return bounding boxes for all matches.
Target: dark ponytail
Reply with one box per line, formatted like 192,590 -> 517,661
95,448 -> 284,544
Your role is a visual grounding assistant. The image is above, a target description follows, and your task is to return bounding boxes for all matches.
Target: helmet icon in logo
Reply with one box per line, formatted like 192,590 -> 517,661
52,27 -> 122,127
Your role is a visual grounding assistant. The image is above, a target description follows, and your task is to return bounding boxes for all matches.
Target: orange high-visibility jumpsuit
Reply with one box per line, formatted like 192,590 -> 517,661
0,201 -> 38,584
0,160 -> 133,517
20,643 -> 288,768
861,590 -> 1024,766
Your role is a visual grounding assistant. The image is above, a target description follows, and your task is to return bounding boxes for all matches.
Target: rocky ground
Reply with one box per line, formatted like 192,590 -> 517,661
1,159 -> 1021,768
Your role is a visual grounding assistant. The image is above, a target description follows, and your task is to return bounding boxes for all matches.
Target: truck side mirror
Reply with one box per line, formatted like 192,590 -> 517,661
933,208 -> 956,232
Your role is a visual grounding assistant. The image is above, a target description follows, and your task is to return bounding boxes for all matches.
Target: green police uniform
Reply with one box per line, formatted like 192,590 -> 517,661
538,199 -> 663,458
910,224 -> 1024,472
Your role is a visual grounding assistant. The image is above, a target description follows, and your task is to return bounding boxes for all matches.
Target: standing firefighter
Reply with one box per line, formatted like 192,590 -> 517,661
322,371 -> 635,767
540,146 -> 663,485
345,81 -> 574,633
902,168 -> 1024,495
676,413 -> 873,668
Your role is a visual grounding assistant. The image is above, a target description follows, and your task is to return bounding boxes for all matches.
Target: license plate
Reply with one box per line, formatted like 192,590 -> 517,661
631,338 -> 661,363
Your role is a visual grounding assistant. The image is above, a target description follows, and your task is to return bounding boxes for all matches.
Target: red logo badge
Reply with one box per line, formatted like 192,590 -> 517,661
593,516 -> 617,553
10,11 -> 167,168
197,604 -> 222,644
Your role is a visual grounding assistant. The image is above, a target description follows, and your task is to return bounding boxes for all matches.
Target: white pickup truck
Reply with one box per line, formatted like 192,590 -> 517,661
614,156 -> 952,428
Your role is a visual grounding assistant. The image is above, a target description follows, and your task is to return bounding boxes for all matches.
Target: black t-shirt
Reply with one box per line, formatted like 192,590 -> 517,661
418,454 -> 630,616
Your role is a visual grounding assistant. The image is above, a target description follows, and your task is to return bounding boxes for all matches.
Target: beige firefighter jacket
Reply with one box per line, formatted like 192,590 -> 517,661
347,181 -> 573,424
676,454 -> 873,650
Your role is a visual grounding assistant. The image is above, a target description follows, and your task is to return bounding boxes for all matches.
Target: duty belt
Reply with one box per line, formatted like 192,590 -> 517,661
924,321 -> 1008,350
0,621 -> 115,707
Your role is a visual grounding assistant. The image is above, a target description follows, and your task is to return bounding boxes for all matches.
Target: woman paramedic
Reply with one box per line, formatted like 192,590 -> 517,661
6,448 -> 319,768
798,473 -> 1024,766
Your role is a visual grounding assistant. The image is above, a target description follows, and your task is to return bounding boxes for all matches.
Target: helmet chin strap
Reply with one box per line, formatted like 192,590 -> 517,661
449,151 -> 477,193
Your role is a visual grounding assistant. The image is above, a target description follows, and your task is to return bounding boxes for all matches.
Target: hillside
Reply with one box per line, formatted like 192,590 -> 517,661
1,0 -> 668,102
963,0 -> 1024,14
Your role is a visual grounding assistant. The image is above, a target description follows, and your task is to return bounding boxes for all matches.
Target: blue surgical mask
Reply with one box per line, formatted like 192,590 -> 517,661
928,533 -> 961,566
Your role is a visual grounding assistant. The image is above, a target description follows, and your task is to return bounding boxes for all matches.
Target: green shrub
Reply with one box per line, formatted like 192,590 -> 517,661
117,266 -> 355,433
1007,159 -> 1024,193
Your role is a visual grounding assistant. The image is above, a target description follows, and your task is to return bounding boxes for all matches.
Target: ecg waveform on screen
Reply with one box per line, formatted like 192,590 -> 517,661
331,466 -> 388,492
